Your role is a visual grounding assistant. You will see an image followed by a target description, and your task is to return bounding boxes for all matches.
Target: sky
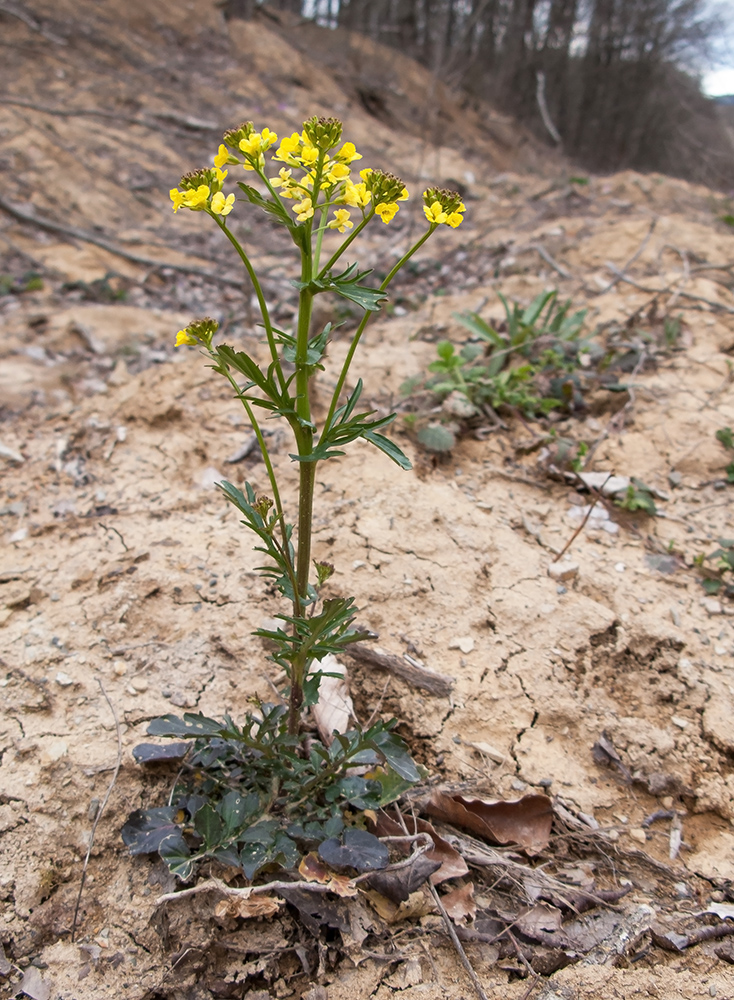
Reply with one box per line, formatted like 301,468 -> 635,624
703,67 -> 734,95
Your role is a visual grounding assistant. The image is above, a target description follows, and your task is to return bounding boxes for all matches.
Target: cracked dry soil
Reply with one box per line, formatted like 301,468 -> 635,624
1,0 -> 734,997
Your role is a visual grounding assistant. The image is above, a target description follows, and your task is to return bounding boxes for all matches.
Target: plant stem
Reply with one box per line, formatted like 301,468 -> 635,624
212,216 -> 286,393
325,227 -> 435,429
317,209 -> 374,281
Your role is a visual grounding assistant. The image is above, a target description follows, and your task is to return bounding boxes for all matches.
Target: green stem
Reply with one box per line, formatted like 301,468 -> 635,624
212,215 -> 286,393
317,208 -> 374,281
325,226 -> 436,430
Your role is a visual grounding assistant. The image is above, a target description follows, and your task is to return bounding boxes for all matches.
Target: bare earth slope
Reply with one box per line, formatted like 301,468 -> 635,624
1,3 -> 734,998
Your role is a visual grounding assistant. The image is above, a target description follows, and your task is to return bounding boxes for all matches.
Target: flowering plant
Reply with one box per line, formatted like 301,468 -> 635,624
123,117 -> 464,881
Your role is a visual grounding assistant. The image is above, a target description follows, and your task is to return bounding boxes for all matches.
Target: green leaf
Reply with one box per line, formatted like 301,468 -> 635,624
453,311 -> 505,350
159,833 -> 194,881
194,802 -> 223,847
237,181 -> 294,229
369,729 -> 421,782
218,790 -> 259,836
327,263 -> 387,312
147,713 -> 225,738
362,430 -> 412,470
716,427 -> 734,451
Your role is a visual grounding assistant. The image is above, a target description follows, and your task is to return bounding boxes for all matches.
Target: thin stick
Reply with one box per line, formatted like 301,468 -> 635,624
552,473 -> 612,562
428,882 -> 489,1000
71,679 -> 122,942
604,264 -> 734,314
529,242 -> 572,279
0,196 -> 244,287
595,218 -> 657,295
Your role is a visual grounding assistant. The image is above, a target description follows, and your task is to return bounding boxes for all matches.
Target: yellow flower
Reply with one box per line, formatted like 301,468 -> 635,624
328,208 -> 353,233
274,132 -> 302,164
327,162 -> 351,184
375,201 -> 399,224
336,141 -> 362,164
213,166 -> 228,186
423,201 -> 447,225
422,188 -> 465,227
183,185 -> 211,210
170,188 -> 187,213
292,196 -> 314,222
300,145 -> 319,166
341,180 -> 370,209
260,126 -> 278,150
214,144 -> 234,169
398,187 -> 409,201
211,191 -> 235,216
175,329 -> 198,346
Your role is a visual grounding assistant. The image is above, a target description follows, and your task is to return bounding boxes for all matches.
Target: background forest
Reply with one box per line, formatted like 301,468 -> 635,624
225,0 -> 734,190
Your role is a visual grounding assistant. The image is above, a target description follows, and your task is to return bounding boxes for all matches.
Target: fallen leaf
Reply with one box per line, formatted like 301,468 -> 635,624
298,852 -> 358,896
515,902 -> 564,940
370,813 -> 468,884
365,850 -> 441,902
363,887 -> 434,924
442,882 -> 476,925
425,791 -> 553,855
318,828 -> 389,873
214,894 -> 283,921
311,654 -> 352,745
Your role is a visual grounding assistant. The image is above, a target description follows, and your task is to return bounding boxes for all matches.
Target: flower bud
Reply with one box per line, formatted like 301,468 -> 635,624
222,121 -> 254,150
302,115 -> 343,151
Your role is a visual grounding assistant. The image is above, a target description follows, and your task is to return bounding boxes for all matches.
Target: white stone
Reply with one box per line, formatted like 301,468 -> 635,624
449,636 -> 475,654
547,561 -> 578,581
55,672 -> 74,687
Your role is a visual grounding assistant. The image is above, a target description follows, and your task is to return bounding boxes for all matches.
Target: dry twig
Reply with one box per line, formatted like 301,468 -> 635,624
428,882 -> 489,1000
345,643 -> 454,697
595,218 -> 657,295
71,680 -> 122,941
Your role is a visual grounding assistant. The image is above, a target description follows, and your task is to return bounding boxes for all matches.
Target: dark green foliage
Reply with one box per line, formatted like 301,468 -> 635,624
126,708 -> 419,881
615,479 -> 657,515
697,538 -> 734,598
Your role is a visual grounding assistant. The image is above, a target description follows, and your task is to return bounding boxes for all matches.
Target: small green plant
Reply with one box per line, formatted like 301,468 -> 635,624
715,427 -> 734,483
615,478 -> 657,515
403,290 -> 588,430
122,116 -> 464,882
697,538 -> 734,598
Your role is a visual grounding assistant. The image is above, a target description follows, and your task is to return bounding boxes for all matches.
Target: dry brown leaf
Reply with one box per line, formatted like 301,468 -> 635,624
370,813 -> 469,884
213,894 -> 283,920
425,791 -> 553,855
298,851 -> 358,896
442,882 -> 476,925
311,654 -> 352,745
363,887 -> 435,924
515,902 -> 564,940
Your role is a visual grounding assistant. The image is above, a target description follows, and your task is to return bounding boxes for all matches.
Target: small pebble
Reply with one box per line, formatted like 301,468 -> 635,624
670,608 -> 681,627
671,716 -> 688,729
113,662 -> 126,676
629,827 -> 647,844
131,678 -> 148,693
614,562 -> 625,573
511,778 -> 527,791
55,672 -> 74,687
662,796 -> 674,809
547,561 -> 578,582
449,636 -> 474,654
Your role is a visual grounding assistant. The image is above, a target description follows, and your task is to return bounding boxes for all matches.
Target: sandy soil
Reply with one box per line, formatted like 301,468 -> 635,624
1,2 -> 734,998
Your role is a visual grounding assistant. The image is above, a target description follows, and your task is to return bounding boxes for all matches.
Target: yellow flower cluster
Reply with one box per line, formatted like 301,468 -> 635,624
168,116 -> 468,247
422,187 -> 465,228
170,167 -> 234,216
175,318 -> 220,348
